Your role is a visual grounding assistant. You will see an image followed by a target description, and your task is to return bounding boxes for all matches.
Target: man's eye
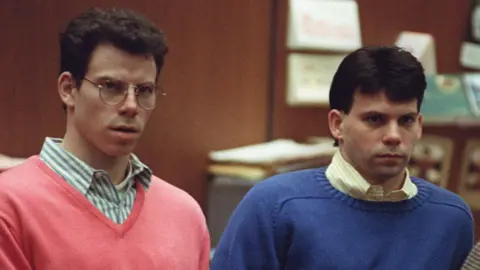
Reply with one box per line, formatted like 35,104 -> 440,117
137,85 -> 155,94
400,116 -> 415,125
366,115 -> 382,124
103,81 -> 123,91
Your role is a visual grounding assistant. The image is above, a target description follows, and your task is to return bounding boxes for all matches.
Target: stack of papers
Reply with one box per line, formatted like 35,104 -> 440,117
208,139 -> 336,181
209,139 -> 336,165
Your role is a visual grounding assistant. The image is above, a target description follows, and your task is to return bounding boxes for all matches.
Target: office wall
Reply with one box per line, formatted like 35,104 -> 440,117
271,0 -> 475,141
0,0 -> 272,208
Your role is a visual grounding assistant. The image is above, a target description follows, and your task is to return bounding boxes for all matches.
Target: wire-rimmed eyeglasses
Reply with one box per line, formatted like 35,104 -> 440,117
82,77 -> 166,110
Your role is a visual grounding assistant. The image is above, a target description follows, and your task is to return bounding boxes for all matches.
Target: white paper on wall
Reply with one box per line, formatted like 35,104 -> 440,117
286,53 -> 346,106
287,0 -> 362,51
395,31 -> 437,75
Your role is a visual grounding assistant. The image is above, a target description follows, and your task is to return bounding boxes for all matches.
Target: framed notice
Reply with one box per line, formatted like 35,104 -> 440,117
286,53 -> 345,106
408,135 -> 454,188
287,0 -> 362,51
458,139 -> 480,209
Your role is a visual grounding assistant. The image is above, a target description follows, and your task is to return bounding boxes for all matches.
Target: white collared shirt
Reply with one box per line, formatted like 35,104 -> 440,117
325,150 -> 417,202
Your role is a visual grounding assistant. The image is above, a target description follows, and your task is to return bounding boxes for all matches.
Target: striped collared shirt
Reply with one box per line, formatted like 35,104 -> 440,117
325,150 -> 417,202
462,241 -> 480,270
39,137 -> 152,224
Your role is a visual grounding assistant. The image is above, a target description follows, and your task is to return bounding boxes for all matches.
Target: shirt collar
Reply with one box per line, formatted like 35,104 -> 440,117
39,137 -> 152,194
325,150 -> 417,202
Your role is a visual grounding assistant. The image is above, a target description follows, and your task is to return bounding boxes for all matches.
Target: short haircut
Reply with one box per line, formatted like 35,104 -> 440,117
59,7 -> 168,83
329,46 -> 426,146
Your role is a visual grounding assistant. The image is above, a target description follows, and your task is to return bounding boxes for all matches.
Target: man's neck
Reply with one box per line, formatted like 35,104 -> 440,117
338,149 -> 406,193
62,130 -> 129,185
367,172 -> 406,194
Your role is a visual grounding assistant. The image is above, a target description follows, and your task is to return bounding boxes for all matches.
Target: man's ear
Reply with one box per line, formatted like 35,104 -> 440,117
417,113 -> 423,140
58,72 -> 77,110
328,109 -> 345,143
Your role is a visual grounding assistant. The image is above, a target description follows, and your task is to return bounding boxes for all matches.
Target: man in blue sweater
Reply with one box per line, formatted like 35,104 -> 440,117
211,46 -> 474,269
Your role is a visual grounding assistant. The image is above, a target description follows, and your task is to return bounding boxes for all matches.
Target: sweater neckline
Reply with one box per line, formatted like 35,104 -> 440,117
33,156 -> 145,235
315,167 -> 431,213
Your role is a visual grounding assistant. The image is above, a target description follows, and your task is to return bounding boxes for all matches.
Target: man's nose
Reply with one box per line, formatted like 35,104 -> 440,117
382,123 -> 401,146
118,87 -> 139,116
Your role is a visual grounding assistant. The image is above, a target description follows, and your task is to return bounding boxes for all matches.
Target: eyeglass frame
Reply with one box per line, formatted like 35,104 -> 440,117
80,77 -> 166,110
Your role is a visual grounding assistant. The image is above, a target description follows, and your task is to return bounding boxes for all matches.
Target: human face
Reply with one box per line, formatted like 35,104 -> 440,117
328,90 -> 422,183
60,43 -> 157,157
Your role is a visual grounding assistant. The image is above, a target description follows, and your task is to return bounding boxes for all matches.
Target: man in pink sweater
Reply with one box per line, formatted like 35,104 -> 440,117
0,7 -> 210,270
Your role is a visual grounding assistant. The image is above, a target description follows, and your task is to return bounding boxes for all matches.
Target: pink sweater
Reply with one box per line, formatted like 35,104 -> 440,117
0,156 -> 210,270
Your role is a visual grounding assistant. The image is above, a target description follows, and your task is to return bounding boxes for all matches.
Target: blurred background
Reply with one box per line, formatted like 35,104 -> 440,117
2,0 -> 480,247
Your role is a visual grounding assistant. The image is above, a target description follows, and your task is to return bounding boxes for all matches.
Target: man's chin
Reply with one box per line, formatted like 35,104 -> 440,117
375,167 -> 407,180
101,143 -> 137,157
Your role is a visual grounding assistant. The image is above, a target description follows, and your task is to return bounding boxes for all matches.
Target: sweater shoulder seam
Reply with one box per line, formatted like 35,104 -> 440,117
426,200 -> 473,221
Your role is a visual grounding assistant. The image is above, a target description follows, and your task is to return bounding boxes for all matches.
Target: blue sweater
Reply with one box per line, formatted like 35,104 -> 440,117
211,168 -> 474,270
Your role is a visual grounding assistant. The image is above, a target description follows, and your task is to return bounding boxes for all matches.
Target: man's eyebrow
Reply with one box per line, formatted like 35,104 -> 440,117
95,75 -> 117,81
94,76 -> 155,85
359,111 -> 386,116
137,81 -> 156,86
401,112 -> 419,117
358,111 -> 418,117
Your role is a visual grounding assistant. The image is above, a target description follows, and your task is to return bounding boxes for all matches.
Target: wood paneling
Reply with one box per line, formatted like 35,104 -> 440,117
0,0 -> 272,208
